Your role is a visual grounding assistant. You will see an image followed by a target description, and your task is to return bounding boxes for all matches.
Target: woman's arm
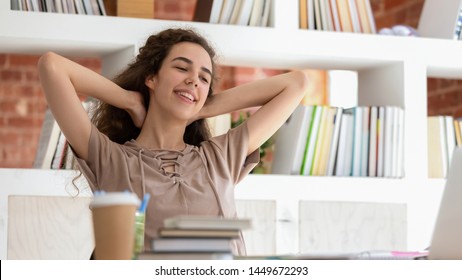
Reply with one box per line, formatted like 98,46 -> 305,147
200,70 -> 309,155
38,52 -> 144,160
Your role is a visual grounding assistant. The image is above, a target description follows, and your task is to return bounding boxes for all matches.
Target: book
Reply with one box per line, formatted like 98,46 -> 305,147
219,0 -> 236,24
137,251 -> 233,260
428,116 -> 445,178
355,0 -> 372,33
396,108 -> 405,178
151,238 -> 232,252
163,215 -> 251,230
235,0 -> 254,25
229,0 -> 243,24
300,0 -> 308,29
418,0 -> 462,39
33,108 -> 62,169
347,0 -> 361,32
334,110 -> 353,176
317,107 -> 337,175
445,116 -> 456,168
320,0 -> 334,31
329,0 -> 341,31
359,106 -> 370,176
351,107 -> 363,176
259,0 -> 271,27
336,0 -> 353,32
454,119 -> 462,146
193,0 -> 215,22
271,105 -> 314,175
248,0 -> 264,26
51,131 -> 67,169
367,106 -> 377,177
314,0 -> 323,30
326,107 -> 343,176
158,228 -> 241,239
209,0 -> 224,23
376,106 -> 385,177
300,105 -> 323,175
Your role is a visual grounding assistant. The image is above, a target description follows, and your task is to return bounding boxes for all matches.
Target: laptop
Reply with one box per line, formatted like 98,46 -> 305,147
427,147 -> 462,260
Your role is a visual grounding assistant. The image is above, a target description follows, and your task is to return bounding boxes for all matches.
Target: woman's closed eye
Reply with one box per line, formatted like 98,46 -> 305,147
175,66 -> 187,71
200,75 -> 209,84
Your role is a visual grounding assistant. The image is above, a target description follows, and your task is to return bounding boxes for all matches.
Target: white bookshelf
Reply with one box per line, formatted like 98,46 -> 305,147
1,0 -> 461,257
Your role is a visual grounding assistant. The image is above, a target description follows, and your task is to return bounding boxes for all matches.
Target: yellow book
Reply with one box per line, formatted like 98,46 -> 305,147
311,106 -> 329,175
454,119 -> 462,147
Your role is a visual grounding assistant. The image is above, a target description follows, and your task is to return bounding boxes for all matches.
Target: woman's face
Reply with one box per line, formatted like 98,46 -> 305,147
146,42 -> 213,122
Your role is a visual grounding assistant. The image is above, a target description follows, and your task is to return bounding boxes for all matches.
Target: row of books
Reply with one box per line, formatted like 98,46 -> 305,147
418,0 -> 462,40
193,0 -> 272,27
138,215 -> 251,260
427,115 -> 462,178
272,105 -> 405,178
33,101 -> 93,170
11,0 -> 107,15
299,0 -> 376,33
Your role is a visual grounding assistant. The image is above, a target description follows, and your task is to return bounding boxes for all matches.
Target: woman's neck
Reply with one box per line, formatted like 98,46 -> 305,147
136,113 -> 187,151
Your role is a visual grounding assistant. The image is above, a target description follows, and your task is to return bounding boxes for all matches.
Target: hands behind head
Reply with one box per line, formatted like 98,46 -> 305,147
126,90 -> 146,128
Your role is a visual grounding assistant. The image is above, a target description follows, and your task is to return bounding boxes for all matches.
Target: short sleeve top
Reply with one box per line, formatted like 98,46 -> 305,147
75,122 -> 259,255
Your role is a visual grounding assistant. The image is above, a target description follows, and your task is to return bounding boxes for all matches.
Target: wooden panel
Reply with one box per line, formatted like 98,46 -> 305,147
299,201 -> 406,253
236,199 -> 276,256
7,196 -> 94,260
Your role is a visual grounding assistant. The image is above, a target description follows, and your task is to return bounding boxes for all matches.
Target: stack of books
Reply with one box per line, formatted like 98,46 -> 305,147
138,215 -> 252,260
193,0 -> 272,27
271,104 -> 405,178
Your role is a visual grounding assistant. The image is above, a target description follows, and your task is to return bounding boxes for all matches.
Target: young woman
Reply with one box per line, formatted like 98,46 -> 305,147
38,28 -> 308,255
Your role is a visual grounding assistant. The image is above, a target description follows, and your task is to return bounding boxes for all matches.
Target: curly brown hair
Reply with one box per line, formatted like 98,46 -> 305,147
91,28 -> 217,146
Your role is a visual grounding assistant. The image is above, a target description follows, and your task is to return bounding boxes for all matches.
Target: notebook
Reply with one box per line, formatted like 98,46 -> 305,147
427,147 -> 462,260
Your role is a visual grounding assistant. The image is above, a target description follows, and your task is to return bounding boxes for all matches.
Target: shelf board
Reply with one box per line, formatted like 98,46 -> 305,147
235,174 -> 445,204
2,10 -> 462,76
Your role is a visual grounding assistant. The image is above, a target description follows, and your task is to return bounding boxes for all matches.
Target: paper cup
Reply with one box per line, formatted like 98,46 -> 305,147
90,192 -> 140,260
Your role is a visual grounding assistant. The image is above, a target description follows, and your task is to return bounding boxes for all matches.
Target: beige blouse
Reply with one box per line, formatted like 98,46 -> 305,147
75,122 -> 259,255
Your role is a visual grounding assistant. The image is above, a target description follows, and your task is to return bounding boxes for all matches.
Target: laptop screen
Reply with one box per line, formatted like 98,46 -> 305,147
428,148 -> 462,260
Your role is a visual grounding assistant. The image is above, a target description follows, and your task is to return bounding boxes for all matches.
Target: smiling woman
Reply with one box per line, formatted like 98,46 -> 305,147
37,27 -> 309,257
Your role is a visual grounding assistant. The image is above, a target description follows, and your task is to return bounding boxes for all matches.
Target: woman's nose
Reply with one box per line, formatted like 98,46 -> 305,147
185,77 -> 198,87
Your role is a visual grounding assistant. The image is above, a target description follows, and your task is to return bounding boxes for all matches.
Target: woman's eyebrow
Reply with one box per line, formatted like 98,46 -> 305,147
171,57 -> 212,76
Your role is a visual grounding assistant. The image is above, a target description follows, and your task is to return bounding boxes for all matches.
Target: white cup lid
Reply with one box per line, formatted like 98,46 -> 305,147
90,192 -> 140,208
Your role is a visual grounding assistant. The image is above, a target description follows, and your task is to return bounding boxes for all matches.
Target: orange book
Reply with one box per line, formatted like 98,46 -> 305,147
454,119 -> 462,147
355,0 -> 371,33
300,0 -> 308,29
336,0 -> 353,32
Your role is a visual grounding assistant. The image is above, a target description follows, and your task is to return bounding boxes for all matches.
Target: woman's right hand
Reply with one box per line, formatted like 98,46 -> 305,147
126,90 -> 146,128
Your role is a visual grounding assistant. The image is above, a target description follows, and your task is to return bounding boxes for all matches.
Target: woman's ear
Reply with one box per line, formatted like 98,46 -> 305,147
145,75 -> 156,89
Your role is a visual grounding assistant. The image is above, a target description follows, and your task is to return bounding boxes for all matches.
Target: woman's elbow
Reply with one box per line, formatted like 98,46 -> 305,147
38,52 -> 59,74
292,70 -> 310,95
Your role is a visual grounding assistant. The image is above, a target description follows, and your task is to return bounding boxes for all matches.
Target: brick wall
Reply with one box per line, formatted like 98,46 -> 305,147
0,55 -> 100,167
371,0 -> 462,117
1,0 -> 461,168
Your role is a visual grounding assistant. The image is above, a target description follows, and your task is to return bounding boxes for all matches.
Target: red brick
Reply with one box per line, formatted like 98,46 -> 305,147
0,55 -> 7,67
25,70 -> 40,82
9,54 -> 40,68
0,69 -> 22,82
0,100 -> 18,113
7,116 -> 35,127
427,78 -> 438,92
439,79 -> 458,89
384,0 -> 408,11
370,0 -> 384,13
